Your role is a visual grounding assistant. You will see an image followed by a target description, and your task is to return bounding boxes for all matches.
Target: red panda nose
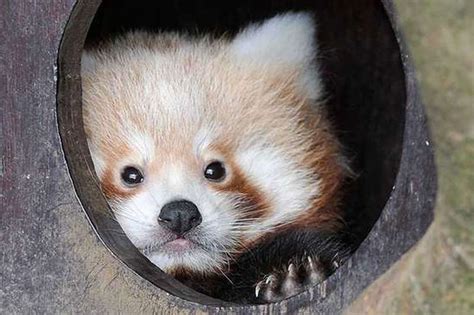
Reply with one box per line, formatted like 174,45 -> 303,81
158,200 -> 202,236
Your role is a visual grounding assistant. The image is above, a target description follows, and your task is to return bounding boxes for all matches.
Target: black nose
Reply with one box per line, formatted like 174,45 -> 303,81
158,200 -> 202,235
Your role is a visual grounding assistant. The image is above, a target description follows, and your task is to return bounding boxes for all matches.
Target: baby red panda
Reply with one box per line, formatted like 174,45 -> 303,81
82,12 -> 350,303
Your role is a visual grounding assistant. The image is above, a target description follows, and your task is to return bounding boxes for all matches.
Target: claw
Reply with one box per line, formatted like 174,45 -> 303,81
288,263 -> 298,279
305,256 -> 324,284
255,280 -> 264,298
306,256 -> 316,270
281,263 -> 303,296
266,274 -> 278,287
332,253 -> 341,269
255,255 -> 333,302
261,274 -> 280,302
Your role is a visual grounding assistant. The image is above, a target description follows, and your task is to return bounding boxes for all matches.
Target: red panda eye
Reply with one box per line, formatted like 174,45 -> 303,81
121,166 -> 144,186
204,161 -> 226,182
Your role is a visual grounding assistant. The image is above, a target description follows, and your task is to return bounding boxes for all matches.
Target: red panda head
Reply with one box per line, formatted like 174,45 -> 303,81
82,12 -> 346,275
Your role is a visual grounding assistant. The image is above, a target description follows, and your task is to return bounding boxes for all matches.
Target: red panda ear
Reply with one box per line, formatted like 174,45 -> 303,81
230,12 -> 322,100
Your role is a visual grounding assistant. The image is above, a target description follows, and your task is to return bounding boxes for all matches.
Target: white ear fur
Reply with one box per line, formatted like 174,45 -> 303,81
230,12 -> 321,99
231,12 -> 316,67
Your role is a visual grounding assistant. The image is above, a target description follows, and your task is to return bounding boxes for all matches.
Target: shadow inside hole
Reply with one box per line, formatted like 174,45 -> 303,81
75,0 -> 405,304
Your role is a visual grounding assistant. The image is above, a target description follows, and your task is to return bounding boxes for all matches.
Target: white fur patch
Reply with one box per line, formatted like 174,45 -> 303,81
113,159 -> 240,273
129,131 -> 156,164
236,145 -> 319,238
231,12 -> 316,67
230,12 -> 321,99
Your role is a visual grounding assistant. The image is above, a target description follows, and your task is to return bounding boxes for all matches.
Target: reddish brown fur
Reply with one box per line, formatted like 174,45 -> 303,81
212,145 -> 270,220
98,144 -> 139,200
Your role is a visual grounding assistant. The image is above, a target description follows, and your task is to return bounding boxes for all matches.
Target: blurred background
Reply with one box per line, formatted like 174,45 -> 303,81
350,0 -> 473,313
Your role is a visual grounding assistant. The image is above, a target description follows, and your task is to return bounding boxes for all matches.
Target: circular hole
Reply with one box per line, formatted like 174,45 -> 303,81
59,0 -> 407,309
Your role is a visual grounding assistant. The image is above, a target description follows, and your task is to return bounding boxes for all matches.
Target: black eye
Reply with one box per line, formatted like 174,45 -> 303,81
204,161 -> 226,182
121,166 -> 144,186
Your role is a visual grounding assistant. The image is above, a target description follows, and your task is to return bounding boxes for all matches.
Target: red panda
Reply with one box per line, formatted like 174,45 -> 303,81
82,12 -> 351,303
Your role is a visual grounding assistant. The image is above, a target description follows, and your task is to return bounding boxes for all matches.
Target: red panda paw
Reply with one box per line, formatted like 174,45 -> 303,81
254,256 -> 327,303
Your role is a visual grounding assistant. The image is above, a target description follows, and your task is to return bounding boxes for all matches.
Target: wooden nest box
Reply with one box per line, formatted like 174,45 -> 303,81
1,0 -> 436,313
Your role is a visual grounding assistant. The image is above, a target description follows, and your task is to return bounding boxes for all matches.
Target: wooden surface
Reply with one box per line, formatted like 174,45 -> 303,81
348,1 -> 474,313
1,0 -> 435,313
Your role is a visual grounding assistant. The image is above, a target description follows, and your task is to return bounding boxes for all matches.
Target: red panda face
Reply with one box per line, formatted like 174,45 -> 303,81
82,13 -> 345,275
